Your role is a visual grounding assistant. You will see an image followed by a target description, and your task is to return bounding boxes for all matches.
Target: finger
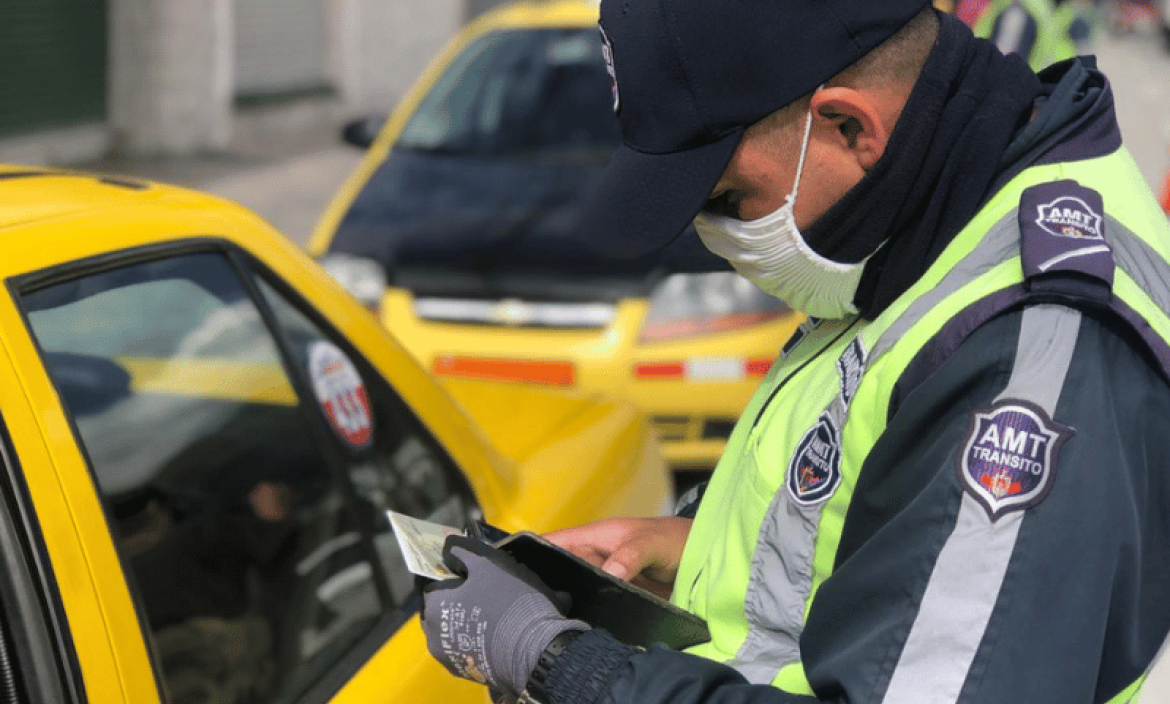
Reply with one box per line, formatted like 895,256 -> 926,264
600,542 -> 654,582
544,518 -> 642,558
599,523 -> 687,582
443,534 -> 566,609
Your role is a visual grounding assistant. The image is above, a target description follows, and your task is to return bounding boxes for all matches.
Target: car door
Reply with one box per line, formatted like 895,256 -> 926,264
7,241 -> 490,704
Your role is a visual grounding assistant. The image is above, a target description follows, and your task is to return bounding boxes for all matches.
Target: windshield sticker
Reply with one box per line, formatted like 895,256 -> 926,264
308,340 -> 374,449
957,400 -> 1071,521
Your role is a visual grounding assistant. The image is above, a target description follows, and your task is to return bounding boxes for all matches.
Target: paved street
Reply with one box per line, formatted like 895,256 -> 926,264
197,147 -> 363,246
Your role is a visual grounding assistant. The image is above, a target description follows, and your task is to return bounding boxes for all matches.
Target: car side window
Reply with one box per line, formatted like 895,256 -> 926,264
246,267 -> 478,597
19,250 -> 474,704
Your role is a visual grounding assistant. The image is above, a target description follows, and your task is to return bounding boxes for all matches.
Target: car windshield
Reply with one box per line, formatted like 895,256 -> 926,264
396,27 -> 620,159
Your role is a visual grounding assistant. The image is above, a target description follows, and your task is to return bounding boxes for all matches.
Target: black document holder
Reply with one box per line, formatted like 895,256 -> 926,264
494,531 -> 711,650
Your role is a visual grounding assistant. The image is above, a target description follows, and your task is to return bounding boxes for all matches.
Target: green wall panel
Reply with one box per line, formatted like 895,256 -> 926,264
0,0 -> 107,136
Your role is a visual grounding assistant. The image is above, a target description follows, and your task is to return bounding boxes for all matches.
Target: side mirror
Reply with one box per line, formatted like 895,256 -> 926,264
340,115 -> 387,149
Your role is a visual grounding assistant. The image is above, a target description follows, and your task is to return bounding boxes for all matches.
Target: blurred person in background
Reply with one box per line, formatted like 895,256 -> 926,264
1104,0 -> 1162,34
974,0 -> 1096,68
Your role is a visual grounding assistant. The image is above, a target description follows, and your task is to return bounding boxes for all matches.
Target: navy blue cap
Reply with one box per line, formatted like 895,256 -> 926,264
580,0 -> 931,257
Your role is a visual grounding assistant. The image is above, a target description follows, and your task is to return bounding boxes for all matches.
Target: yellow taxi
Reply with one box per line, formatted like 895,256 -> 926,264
0,164 -> 670,704
309,0 -> 804,479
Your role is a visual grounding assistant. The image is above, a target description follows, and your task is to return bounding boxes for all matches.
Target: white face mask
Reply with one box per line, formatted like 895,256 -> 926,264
693,109 -> 869,319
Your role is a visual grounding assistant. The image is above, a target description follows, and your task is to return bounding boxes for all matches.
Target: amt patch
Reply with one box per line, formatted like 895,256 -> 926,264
957,400 -> 1071,521
1035,194 -> 1103,240
787,412 -> 842,506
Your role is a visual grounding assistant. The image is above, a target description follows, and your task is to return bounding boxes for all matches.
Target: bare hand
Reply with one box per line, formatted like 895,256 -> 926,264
544,516 -> 692,599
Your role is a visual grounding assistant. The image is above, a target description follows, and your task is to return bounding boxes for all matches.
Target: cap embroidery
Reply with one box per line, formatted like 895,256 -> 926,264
599,25 -> 620,114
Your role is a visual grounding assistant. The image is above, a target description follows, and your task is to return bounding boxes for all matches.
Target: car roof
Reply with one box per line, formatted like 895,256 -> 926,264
471,0 -> 600,32
0,164 -> 289,279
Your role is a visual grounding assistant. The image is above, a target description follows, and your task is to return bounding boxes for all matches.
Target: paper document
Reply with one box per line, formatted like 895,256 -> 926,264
387,510 -> 463,580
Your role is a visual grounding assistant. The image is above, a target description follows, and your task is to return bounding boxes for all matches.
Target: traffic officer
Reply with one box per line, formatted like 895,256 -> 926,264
420,1 -> 1170,703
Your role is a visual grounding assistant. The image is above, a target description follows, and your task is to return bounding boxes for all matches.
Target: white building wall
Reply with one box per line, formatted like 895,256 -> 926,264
107,0 -> 234,155
3,0 -> 466,160
350,0 -> 463,115
236,0 -> 331,95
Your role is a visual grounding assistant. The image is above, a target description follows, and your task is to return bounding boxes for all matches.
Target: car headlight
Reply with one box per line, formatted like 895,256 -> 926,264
319,254 -> 387,311
639,272 -> 791,343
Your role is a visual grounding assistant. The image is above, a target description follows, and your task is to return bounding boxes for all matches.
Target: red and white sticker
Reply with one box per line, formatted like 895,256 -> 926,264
308,340 -> 374,449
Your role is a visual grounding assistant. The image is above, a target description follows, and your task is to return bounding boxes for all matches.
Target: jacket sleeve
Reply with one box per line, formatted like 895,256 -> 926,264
544,306 -> 1170,704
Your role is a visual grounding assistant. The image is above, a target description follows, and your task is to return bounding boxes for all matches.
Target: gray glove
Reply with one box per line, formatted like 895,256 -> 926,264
422,534 -> 589,698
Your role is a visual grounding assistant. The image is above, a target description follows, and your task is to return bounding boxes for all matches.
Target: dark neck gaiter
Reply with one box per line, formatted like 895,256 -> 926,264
801,11 -> 1043,319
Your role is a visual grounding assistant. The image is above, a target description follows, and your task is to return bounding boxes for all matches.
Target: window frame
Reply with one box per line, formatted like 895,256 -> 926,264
0,410 -> 86,703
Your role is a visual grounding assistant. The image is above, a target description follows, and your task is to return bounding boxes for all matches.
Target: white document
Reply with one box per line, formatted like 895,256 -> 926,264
387,510 -> 463,580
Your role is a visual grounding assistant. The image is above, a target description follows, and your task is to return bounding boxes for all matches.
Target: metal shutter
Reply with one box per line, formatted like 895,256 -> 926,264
234,0 -> 330,99
0,0 -> 107,136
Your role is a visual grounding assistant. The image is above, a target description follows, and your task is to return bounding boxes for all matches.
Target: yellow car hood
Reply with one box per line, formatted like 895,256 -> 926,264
439,377 -> 620,464
437,377 -> 668,531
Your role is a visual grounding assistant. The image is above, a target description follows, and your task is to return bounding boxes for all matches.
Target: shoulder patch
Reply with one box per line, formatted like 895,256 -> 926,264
787,412 -> 842,506
956,399 -> 1072,521
1019,180 -> 1114,285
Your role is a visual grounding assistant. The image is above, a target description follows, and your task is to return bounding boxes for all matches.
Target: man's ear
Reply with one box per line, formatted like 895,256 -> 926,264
810,87 -> 890,171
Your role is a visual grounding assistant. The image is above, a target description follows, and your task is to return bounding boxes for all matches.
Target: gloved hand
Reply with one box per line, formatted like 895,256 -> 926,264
422,534 -> 589,698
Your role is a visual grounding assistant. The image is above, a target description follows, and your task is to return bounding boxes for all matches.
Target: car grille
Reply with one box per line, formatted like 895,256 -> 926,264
414,297 -> 616,329
651,416 -> 738,442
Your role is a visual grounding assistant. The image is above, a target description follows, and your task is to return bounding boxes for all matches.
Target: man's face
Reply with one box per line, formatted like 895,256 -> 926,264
702,95 -> 877,230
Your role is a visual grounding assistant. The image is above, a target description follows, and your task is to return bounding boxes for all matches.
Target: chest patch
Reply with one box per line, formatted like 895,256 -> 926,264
787,412 -> 842,506
837,336 -> 866,407
957,400 -> 1071,521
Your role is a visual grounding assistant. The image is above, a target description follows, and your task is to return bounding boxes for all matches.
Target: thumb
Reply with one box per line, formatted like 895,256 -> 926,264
600,549 -> 641,582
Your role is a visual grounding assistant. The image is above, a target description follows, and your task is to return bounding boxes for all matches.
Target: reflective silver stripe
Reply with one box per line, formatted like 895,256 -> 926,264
1037,244 -> 1112,273
1106,214 -> 1170,314
732,339 -> 865,683
997,306 -> 1082,413
881,305 -> 1081,703
870,212 -> 1018,363
730,486 -> 812,682
872,212 -> 1170,368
